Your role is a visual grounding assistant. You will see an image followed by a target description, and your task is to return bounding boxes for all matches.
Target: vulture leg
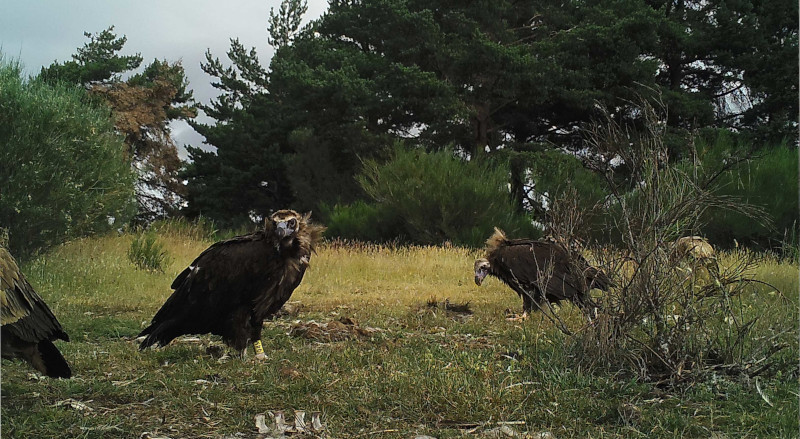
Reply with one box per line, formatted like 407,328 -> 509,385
250,322 -> 266,361
227,311 -> 252,359
505,299 -> 529,321
506,286 -> 538,321
521,292 -> 534,314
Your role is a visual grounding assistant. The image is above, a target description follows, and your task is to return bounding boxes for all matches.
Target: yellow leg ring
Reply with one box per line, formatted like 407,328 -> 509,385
254,340 -> 264,355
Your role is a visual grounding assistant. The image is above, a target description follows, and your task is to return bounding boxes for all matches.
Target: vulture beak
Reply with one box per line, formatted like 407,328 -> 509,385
474,259 -> 489,286
275,221 -> 294,239
474,271 -> 486,286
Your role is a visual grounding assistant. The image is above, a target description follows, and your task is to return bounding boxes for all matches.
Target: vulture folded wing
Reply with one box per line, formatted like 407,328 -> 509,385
497,241 -> 585,302
139,232 -> 282,348
1,249 -> 69,342
1,253 -> 33,326
159,234 -> 271,315
1,285 -> 32,326
1,247 -> 72,378
170,234 -> 260,290
544,252 -> 588,301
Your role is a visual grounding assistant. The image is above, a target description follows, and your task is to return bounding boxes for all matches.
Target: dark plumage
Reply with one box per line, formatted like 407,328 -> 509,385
474,228 -> 611,316
1,247 -> 72,378
138,210 -> 325,358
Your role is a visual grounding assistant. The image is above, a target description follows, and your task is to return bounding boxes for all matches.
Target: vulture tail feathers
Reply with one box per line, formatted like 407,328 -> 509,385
138,320 -> 183,350
37,339 -> 72,378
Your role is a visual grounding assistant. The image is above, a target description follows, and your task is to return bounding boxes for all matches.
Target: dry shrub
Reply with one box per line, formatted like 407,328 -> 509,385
553,98 -> 796,384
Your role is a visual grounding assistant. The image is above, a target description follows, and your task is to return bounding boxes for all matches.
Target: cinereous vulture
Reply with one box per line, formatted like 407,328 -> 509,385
474,228 -> 611,318
1,247 -> 72,378
139,210 -> 325,359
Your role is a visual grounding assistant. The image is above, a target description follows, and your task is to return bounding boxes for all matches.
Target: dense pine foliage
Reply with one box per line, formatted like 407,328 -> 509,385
186,0 -> 797,246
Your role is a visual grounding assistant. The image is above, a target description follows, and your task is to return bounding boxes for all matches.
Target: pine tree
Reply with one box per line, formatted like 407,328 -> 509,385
40,27 -> 196,222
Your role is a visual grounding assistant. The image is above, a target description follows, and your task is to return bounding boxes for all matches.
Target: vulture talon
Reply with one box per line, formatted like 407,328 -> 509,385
505,311 -> 529,322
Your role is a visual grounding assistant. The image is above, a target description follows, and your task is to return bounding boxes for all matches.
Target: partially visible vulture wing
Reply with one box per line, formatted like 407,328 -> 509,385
138,210 -> 325,359
474,228 -> 611,315
1,247 -> 72,378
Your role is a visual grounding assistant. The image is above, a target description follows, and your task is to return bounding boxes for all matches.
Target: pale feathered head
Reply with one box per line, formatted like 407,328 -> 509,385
473,258 -> 490,286
269,210 -> 325,251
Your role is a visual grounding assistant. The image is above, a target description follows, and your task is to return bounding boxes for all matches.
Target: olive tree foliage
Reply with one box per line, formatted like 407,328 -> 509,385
0,59 -> 137,257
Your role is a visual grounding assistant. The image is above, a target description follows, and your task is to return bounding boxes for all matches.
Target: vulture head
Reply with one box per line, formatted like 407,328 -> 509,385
474,258 -> 491,286
269,210 -> 324,254
271,209 -> 302,240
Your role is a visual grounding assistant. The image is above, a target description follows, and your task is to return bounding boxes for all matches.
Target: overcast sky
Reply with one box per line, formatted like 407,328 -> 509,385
0,0 -> 329,156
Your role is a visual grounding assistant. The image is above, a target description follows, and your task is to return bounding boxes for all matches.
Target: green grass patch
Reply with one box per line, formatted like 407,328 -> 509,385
127,232 -> 171,272
2,233 -> 797,438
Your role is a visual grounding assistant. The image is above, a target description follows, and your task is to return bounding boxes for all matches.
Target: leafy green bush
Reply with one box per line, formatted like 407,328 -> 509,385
321,200 -> 406,243
128,232 -> 170,272
357,146 -> 539,247
0,58 -> 136,257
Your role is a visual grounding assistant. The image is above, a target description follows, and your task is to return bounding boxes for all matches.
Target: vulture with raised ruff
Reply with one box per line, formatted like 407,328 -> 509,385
1,247 -> 72,378
473,228 -> 611,318
138,210 -> 325,359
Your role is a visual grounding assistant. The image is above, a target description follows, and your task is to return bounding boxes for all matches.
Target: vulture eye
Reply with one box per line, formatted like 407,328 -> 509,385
288,218 -> 297,228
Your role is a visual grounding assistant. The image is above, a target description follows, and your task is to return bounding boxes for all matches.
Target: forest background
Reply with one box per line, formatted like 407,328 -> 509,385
1,0 -> 798,257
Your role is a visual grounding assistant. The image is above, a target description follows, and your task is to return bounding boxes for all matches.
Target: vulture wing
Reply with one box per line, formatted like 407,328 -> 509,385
490,240 -> 587,303
138,232 -> 282,349
1,248 -> 71,378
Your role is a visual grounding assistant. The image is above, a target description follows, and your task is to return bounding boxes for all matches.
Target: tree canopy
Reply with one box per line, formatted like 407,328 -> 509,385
41,27 -> 197,222
184,0 -> 796,241
0,59 -> 137,257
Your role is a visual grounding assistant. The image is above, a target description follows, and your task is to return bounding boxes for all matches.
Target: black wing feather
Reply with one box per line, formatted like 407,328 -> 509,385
1,247 -> 71,378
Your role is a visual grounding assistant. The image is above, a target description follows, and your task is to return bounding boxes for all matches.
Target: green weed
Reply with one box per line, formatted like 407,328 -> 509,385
127,232 -> 171,272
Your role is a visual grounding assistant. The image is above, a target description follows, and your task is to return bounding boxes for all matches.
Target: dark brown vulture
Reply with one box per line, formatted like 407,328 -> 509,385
1,247 -> 72,378
138,210 -> 325,359
473,228 -> 611,319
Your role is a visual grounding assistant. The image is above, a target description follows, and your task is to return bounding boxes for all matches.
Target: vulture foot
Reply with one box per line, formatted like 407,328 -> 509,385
505,311 -> 529,322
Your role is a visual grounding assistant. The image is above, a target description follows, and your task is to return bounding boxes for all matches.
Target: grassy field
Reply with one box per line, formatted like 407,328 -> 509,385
1,231 -> 798,438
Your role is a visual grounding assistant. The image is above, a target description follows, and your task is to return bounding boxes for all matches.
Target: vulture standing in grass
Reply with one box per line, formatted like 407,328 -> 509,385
473,228 -> 611,319
138,210 -> 325,359
1,247 -> 72,378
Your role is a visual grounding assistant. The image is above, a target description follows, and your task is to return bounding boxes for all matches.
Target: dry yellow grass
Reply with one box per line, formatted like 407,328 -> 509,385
2,232 -> 797,438
298,243 -> 508,314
